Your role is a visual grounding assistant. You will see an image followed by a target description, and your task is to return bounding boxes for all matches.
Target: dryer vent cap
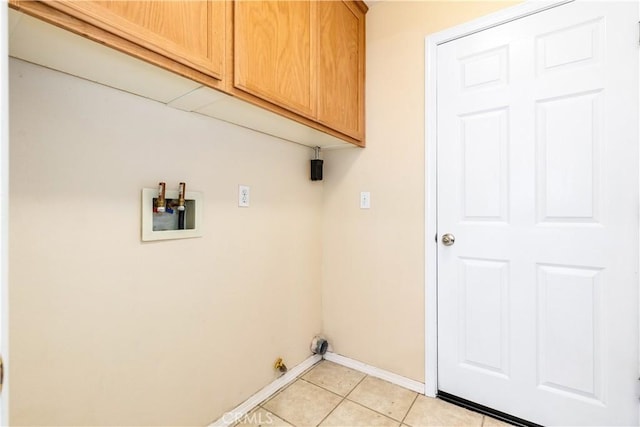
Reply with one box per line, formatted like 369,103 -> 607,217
311,336 -> 328,355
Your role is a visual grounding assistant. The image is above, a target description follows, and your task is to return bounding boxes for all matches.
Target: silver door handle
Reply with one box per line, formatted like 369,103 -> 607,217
442,233 -> 455,246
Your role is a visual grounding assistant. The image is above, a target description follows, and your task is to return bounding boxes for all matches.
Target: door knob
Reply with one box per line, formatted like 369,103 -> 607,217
0,354 -> 4,395
442,233 -> 455,246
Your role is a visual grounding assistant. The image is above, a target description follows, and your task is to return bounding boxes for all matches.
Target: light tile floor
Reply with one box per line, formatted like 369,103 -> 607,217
236,361 -> 513,427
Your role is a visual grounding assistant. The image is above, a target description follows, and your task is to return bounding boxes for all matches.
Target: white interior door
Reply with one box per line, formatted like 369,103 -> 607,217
436,1 -> 639,425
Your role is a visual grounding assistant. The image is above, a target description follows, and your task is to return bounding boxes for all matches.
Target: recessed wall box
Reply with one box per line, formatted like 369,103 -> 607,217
141,188 -> 203,241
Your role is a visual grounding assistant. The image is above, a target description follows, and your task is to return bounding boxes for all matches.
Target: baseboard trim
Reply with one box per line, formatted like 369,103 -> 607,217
323,352 -> 425,394
208,354 -> 322,427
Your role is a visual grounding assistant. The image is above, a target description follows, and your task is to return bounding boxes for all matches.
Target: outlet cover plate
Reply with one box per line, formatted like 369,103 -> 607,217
239,185 -> 250,207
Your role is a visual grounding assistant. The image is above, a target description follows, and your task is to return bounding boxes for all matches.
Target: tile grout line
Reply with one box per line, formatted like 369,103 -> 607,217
262,361 -> 431,427
343,374 -> 421,425
279,379 -> 341,427
399,393 -> 419,426
343,372 -> 369,400
345,374 -> 418,425
259,357 -> 324,410
258,377 -> 296,408
259,363 -> 328,427
313,372 -> 370,427
317,374 -> 367,426
257,404 -> 298,427
299,359 -> 323,377
259,361 -> 494,427
259,380 -> 317,427
314,395 -> 347,426
299,377 -> 345,400
343,395 -> 409,425
263,361 -> 363,427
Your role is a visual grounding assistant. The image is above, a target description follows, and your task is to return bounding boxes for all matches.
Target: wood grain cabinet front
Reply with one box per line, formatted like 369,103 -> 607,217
43,0 -> 226,82
233,1 -> 316,119
233,0 -> 366,143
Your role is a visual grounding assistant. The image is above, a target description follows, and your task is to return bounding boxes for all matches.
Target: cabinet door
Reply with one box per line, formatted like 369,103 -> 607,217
47,1 -> 225,80
317,0 -> 365,140
234,1 -> 316,118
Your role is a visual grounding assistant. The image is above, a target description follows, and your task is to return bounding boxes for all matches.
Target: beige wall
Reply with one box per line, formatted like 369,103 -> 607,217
9,1 -> 522,424
9,58 -> 323,426
322,1 -> 518,382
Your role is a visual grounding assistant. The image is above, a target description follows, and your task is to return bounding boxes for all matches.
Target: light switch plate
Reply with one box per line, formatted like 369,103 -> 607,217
239,185 -> 250,207
360,191 -> 370,209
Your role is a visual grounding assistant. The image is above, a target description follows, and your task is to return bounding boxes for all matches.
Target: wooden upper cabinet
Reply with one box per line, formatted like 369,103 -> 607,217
233,1 -> 316,118
45,1 -> 226,81
233,0 -> 365,142
10,0 -> 366,145
317,1 -> 365,141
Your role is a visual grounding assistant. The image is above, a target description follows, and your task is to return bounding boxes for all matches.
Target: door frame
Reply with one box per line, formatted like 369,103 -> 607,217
1,1 -> 9,424
424,0 -> 594,398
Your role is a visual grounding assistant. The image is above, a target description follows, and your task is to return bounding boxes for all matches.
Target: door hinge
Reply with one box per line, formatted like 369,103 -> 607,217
638,21 -> 640,45
435,234 -> 438,243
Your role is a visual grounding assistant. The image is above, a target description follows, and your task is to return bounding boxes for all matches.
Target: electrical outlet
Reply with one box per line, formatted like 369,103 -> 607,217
360,191 -> 370,209
239,185 -> 250,207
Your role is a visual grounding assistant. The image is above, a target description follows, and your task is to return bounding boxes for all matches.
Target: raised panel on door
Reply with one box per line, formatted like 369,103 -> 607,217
536,91 -> 602,224
317,0 -> 365,141
46,1 -> 225,80
234,0 -> 315,118
536,264 -> 604,403
460,107 -> 509,222
458,258 -> 510,378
